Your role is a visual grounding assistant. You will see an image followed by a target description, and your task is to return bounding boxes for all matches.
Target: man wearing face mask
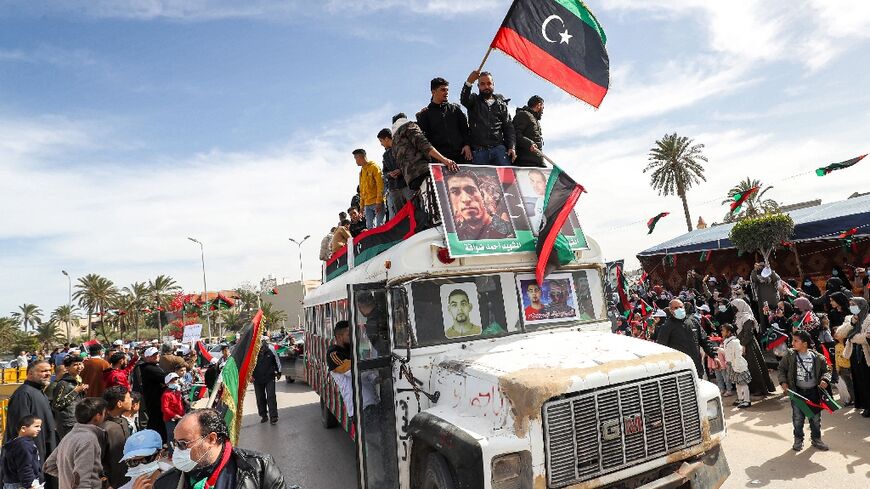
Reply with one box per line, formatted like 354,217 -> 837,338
656,299 -> 706,377
155,409 -> 287,489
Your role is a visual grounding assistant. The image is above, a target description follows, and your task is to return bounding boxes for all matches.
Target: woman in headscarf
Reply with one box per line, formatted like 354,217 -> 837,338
844,297 -> 870,416
768,301 -> 794,334
828,292 -> 850,329
731,298 -> 776,396
832,265 -> 853,291
800,277 -> 822,302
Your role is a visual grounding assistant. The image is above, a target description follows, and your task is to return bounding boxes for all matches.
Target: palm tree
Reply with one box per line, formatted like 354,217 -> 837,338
73,274 -> 118,339
722,177 -> 780,223
35,322 -> 65,349
644,133 -> 708,232
233,288 -> 259,313
121,282 -> 150,341
50,304 -> 80,341
11,304 -> 43,332
0,317 -> 19,345
260,302 -> 288,333
149,275 -> 181,338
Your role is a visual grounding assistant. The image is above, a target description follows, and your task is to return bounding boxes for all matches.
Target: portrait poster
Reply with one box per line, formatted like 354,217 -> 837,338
439,283 -> 483,339
515,273 -> 580,324
431,164 -> 587,258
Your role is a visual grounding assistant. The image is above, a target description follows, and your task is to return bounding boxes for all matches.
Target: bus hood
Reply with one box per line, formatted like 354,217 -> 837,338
430,330 -> 695,437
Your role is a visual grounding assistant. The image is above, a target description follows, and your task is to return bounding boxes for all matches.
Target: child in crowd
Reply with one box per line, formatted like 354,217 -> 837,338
123,391 -> 143,433
160,373 -> 185,445
1,415 -> 44,488
722,323 -> 752,408
834,324 -> 855,406
707,336 -> 733,398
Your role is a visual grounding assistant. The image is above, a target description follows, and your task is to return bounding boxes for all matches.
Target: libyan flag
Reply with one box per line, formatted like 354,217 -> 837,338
816,154 -> 866,176
729,186 -> 759,214
215,310 -> 264,444
646,212 -> 669,234
352,200 -> 425,266
195,340 -> 213,368
615,265 -> 632,312
535,165 -> 586,285
491,0 -> 609,108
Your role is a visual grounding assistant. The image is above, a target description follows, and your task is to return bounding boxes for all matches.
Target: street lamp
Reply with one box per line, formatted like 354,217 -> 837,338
288,235 -> 310,285
188,237 -> 213,339
61,270 -> 72,340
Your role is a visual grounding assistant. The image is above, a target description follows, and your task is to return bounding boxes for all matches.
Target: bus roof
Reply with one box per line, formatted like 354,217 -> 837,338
304,227 -> 604,307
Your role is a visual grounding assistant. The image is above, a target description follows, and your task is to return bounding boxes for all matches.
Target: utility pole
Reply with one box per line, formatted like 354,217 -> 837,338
188,237 -> 213,339
289,235 -> 310,297
61,270 -> 72,340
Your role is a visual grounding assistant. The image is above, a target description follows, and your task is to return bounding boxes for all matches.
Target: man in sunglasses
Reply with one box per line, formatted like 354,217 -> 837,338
155,409 -> 288,489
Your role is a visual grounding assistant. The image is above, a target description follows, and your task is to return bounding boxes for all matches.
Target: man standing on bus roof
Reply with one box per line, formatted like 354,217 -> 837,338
327,321 -> 355,418
446,170 -> 512,241
445,289 -> 482,339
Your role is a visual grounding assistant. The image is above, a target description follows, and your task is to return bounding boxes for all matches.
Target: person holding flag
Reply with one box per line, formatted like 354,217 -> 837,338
778,330 -> 831,451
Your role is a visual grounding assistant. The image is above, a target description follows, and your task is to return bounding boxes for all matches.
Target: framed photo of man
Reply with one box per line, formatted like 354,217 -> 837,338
440,283 -> 484,339
515,273 -> 580,325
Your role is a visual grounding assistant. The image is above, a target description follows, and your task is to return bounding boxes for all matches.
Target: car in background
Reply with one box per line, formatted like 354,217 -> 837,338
278,330 -> 306,384
0,360 -> 14,369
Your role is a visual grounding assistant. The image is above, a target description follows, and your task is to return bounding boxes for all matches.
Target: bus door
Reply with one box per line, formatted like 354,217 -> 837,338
349,284 -> 400,488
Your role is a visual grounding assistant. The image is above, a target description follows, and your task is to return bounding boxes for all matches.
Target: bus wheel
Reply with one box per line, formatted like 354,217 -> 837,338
421,453 -> 456,489
320,398 -> 338,429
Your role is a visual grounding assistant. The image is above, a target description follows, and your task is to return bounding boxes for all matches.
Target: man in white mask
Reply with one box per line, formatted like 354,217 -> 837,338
155,409 -> 288,489
118,429 -> 171,489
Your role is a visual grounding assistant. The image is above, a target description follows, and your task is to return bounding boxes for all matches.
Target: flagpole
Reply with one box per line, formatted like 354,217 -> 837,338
477,46 -> 493,72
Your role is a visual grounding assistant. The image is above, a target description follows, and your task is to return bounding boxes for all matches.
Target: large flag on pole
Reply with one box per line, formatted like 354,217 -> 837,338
215,310 -> 264,444
491,0 -> 609,108
535,165 -> 586,285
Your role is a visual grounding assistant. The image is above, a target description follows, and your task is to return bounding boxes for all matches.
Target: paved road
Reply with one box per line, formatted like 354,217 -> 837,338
240,380 -> 870,488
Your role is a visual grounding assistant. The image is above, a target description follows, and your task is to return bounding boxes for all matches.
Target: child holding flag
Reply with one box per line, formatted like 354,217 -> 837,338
777,330 -> 831,452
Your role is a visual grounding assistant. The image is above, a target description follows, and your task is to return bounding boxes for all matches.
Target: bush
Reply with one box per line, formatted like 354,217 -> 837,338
729,213 -> 795,264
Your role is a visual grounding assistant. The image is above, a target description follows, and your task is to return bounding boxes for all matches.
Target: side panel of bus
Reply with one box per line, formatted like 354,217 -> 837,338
304,299 -> 355,437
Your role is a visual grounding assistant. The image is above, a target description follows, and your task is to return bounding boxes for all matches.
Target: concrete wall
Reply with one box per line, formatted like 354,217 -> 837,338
261,280 -> 320,329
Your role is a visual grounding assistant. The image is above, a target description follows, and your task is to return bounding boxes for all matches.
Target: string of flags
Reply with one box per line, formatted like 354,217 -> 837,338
646,212 -> 669,234
816,154 -> 866,176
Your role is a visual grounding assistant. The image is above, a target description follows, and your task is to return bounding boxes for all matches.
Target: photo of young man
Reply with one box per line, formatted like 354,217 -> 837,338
441,285 -> 483,339
445,169 -> 514,241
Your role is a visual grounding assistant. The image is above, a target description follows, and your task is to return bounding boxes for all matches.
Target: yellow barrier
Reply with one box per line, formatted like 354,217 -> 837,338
0,399 -> 7,436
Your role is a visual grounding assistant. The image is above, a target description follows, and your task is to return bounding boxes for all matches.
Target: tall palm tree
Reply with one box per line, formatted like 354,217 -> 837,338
644,133 -> 708,232
11,304 -> 43,332
722,177 -> 780,223
233,288 -> 259,313
50,304 -> 80,341
260,302 -> 287,333
0,317 -> 19,346
121,282 -> 150,341
73,274 -> 118,339
149,275 -> 181,338
35,322 -> 65,349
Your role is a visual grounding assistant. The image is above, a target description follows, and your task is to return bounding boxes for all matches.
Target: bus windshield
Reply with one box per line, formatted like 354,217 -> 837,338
408,268 -> 605,347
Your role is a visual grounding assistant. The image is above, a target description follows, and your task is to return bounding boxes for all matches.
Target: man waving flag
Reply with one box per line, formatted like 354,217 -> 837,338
491,0 -> 609,108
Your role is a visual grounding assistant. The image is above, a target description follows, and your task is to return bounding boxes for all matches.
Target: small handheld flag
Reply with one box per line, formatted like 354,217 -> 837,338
730,186 -> 759,214
646,212 -> 669,234
490,0 -> 609,108
615,265 -> 632,312
816,154 -> 866,176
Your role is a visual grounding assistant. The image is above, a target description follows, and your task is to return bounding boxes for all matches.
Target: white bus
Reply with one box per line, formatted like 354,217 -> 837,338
303,193 -> 729,489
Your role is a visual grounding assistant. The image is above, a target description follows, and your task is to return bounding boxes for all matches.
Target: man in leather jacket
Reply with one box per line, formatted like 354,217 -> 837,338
155,409 -> 287,489
461,70 -> 516,166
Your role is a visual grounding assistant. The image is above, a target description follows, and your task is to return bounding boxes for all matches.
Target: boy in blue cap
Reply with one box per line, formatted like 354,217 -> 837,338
118,430 -> 170,489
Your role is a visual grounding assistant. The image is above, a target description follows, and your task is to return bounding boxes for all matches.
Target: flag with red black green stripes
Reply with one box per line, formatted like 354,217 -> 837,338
491,0 -> 609,108
534,164 -> 586,285
647,212 -> 668,234
729,186 -> 759,214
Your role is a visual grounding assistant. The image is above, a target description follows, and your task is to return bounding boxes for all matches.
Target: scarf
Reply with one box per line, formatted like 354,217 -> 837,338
843,298 -> 870,365
730,298 -> 757,333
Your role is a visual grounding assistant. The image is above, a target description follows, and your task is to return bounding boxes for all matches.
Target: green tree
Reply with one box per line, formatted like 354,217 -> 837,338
11,303 -> 43,332
722,177 -> 780,223
644,133 -> 708,232
729,213 -> 795,266
121,282 -> 150,341
233,287 -> 259,313
35,321 -> 65,349
50,304 -> 80,341
0,317 -> 19,346
74,274 -> 118,339
149,275 -> 181,338
260,302 -> 288,333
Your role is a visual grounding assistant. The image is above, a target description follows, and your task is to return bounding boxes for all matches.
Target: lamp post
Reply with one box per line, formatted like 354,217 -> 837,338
187,237 -> 213,339
61,270 -> 72,340
288,235 -> 310,297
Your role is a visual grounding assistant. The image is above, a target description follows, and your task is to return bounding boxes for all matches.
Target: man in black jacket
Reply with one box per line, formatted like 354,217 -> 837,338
139,347 -> 168,442
155,409 -> 287,489
461,70 -> 516,166
4,361 -> 58,476
377,128 -> 413,219
656,299 -> 709,377
252,336 -> 282,425
513,95 -> 545,167
416,77 -> 472,164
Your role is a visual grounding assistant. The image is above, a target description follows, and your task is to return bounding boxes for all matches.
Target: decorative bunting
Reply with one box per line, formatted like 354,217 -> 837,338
816,154 -> 866,176
646,212 -> 669,235
699,250 -> 712,262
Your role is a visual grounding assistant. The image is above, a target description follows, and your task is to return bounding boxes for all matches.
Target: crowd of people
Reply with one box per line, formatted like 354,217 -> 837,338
0,336 -> 290,489
611,263 -> 870,451
319,71 -> 547,262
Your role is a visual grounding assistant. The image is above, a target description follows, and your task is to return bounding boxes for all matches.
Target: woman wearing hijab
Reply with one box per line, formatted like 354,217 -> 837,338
828,292 -> 850,329
843,298 -> 870,416
800,277 -> 822,301
832,265 -> 853,291
731,298 -> 776,396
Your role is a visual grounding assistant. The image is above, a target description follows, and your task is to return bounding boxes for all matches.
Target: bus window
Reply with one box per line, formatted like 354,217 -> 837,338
353,289 -> 389,360
410,274 -> 512,347
390,288 -> 411,349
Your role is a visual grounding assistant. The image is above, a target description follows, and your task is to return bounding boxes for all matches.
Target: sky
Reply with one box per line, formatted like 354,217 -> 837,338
2,0 -> 869,317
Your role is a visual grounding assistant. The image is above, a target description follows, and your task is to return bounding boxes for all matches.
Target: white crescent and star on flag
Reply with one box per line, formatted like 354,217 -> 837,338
541,14 -> 572,44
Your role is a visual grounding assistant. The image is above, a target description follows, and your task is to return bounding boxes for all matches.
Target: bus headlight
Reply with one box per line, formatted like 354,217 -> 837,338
491,451 -> 532,489
706,398 -> 724,434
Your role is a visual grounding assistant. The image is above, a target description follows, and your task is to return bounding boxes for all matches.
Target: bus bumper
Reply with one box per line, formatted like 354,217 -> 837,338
603,444 -> 730,489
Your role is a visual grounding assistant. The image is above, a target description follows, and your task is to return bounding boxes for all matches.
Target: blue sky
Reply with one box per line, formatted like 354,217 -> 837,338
2,0 -> 869,318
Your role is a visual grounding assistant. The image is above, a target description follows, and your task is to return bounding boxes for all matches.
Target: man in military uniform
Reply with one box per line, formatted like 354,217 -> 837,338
446,170 -> 512,241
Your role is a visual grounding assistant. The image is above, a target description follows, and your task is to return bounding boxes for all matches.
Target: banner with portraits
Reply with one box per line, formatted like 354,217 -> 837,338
430,164 -> 587,258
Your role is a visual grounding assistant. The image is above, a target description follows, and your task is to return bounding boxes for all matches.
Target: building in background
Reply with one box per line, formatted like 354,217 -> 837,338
261,280 -> 320,330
